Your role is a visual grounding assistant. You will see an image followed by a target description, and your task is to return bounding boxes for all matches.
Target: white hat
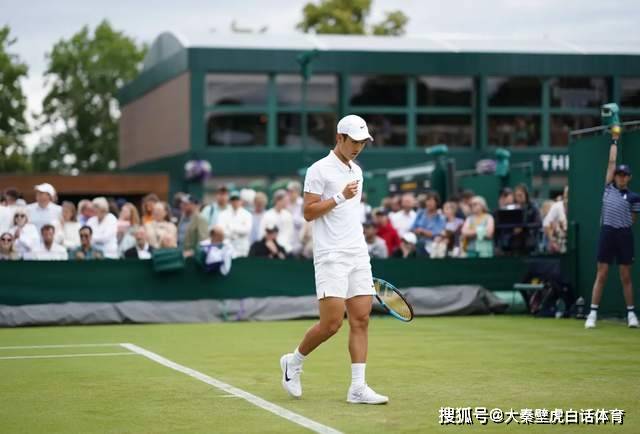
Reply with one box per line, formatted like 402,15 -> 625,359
34,183 -> 56,198
402,232 -> 417,245
337,115 -> 373,141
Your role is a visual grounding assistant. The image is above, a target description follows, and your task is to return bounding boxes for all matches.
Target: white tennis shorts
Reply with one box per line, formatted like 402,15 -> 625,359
313,251 -> 375,300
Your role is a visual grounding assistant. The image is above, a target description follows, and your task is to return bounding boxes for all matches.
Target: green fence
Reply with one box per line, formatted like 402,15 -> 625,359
0,257 -> 547,306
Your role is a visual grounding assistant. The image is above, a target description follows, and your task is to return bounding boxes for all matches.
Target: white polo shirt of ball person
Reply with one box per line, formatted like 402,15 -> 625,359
303,150 -> 368,260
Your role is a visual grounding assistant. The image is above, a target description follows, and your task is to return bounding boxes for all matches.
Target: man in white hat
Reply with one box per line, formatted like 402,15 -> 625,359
27,183 -> 62,231
279,114 -> 388,405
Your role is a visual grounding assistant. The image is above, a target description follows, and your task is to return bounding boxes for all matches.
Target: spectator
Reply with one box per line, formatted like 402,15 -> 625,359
390,195 -> 402,213
373,208 -> 401,255
145,201 -> 178,249
260,189 -> 294,253
124,225 -> 154,260
299,220 -> 314,259
70,226 -> 104,260
240,188 -> 257,211
391,232 -> 418,258
287,181 -> 305,254
357,192 -> 373,223
117,202 -> 141,257
431,201 -> 464,258
461,196 -> 495,258
458,189 -> 475,217
178,195 -> 209,257
390,193 -> 417,237
28,224 -> 68,261
77,199 -> 95,226
250,192 -> 268,244
27,183 -> 62,231
141,193 -> 159,225
511,184 -> 542,255
3,187 -> 20,209
0,202 -> 11,234
170,192 -> 186,222
0,232 -> 21,260
544,186 -> 569,253
364,220 -> 388,259
218,191 -> 253,258
59,201 -> 81,250
494,187 -> 516,256
87,197 -> 119,259
199,225 -> 233,275
9,207 -> 39,257
249,224 -> 287,259
200,185 -> 230,228
411,191 -> 445,256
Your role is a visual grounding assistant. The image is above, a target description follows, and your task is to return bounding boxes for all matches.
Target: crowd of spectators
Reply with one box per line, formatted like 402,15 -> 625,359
0,181 -> 568,264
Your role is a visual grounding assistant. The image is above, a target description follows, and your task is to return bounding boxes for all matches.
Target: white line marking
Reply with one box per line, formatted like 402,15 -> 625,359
0,344 -> 121,350
121,343 -> 342,434
0,352 -> 137,360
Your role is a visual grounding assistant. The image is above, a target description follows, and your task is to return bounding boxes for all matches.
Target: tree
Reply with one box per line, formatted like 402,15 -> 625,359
297,0 -> 408,36
33,21 -> 146,173
0,26 -> 30,172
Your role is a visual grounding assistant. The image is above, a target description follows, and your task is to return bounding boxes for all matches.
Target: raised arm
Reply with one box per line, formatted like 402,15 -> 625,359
605,133 -> 619,185
303,181 -> 358,221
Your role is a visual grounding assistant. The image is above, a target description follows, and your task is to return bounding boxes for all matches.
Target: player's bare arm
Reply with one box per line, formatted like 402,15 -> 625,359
605,135 -> 618,185
303,181 -> 359,221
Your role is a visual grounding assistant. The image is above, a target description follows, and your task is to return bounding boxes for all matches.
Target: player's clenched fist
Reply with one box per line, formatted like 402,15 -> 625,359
342,180 -> 359,199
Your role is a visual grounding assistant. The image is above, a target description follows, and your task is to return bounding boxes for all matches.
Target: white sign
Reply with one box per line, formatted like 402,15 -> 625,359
540,154 -> 570,172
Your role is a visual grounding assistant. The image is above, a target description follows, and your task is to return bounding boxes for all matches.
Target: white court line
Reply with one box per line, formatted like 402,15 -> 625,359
121,343 -> 342,434
0,352 -> 137,360
0,344 -> 121,350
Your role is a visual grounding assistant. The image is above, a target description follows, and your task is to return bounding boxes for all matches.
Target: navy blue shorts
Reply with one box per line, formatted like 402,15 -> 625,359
597,226 -> 634,265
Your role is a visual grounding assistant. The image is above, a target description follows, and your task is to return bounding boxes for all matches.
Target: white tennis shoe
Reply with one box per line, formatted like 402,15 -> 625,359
280,353 -> 302,398
347,384 -> 389,405
628,312 -> 639,328
585,311 -> 597,329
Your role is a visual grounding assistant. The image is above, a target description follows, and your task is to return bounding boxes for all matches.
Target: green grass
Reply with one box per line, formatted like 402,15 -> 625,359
0,316 -> 638,433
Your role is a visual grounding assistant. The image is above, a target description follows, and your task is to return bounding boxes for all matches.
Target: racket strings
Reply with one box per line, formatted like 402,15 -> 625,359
375,282 -> 413,321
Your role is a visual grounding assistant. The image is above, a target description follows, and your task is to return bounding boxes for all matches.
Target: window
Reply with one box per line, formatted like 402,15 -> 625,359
277,113 -> 336,148
417,115 -> 473,147
550,115 -> 599,147
350,75 -> 407,106
488,77 -> 542,107
276,75 -> 337,107
550,77 -> 608,108
621,78 -> 640,108
207,113 -> 267,147
488,115 -> 540,148
365,114 -> 407,147
205,74 -> 268,106
417,76 -> 473,106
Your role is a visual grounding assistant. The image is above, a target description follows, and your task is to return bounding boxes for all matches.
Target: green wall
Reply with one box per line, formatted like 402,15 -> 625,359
0,257 -> 543,306
569,129 -> 640,316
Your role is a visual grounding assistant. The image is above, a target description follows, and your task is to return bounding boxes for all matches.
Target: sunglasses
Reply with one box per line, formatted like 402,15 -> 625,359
0,237 -> 12,242
80,233 -> 91,238
14,214 -> 26,218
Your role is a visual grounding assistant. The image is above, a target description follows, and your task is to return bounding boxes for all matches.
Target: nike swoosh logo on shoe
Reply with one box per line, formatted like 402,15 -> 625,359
284,361 -> 291,382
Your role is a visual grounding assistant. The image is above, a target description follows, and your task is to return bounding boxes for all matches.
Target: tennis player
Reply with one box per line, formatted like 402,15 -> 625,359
280,115 -> 388,404
585,134 -> 640,329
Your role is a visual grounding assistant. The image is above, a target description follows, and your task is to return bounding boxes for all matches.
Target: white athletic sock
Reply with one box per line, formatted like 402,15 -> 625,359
351,363 -> 366,388
590,304 -> 599,315
627,305 -> 635,313
291,348 -> 306,366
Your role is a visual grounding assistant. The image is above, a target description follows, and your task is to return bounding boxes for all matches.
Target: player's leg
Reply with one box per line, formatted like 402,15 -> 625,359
586,262 -> 609,328
619,265 -> 638,327
344,257 -> 388,404
280,297 -> 345,398
587,228 -> 614,328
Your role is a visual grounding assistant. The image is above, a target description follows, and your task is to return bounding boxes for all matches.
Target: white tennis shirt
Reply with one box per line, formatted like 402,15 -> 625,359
303,150 -> 367,257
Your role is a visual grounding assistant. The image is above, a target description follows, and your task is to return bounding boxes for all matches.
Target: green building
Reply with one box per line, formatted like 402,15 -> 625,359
118,32 -> 640,199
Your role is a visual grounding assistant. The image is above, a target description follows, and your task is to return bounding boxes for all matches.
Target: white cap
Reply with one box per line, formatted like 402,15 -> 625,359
402,232 -> 417,245
34,183 -> 56,198
337,115 -> 373,142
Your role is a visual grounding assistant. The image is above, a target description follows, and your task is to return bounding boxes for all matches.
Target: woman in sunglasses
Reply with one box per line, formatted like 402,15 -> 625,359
0,232 -> 20,260
9,207 -> 40,256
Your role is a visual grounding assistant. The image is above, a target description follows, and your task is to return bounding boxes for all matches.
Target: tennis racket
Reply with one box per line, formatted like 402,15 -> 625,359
373,277 -> 414,322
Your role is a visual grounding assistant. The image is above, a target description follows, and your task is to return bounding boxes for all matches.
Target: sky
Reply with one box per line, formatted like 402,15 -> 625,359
3,0 -> 640,149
